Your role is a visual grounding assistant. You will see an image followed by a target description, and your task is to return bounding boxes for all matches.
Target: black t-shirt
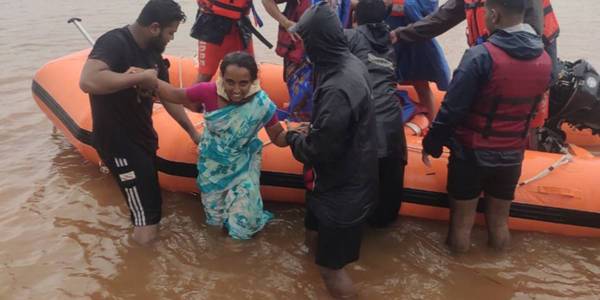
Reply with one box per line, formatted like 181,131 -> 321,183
88,26 -> 169,154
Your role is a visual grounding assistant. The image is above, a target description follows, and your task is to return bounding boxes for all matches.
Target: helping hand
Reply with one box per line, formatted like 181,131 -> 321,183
286,121 -> 310,135
126,67 -> 158,91
126,66 -> 145,74
138,69 -> 158,91
281,19 -> 302,42
127,67 -> 158,99
389,31 -> 398,44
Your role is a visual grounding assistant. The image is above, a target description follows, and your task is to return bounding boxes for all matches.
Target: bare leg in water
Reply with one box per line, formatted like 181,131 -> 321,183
306,229 -> 357,299
484,195 -> 512,251
304,229 -> 318,256
447,197 -> 478,253
132,224 -> 159,246
319,267 -> 357,299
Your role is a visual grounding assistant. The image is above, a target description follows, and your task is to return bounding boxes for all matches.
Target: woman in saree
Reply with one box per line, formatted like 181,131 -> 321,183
154,52 -> 293,239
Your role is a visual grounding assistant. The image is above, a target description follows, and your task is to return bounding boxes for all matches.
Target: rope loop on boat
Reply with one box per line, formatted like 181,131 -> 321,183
518,146 -> 573,186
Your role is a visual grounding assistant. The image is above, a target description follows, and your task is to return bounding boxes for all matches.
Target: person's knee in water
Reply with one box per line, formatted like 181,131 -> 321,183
484,195 -> 512,250
420,0 -> 552,252
79,0 -> 195,246
286,2 -> 378,297
447,197 -> 478,253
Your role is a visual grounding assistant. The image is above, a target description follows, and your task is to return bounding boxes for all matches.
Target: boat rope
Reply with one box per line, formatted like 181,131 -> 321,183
406,142 -> 574,186
518,146 -> 573,186
405,122 -> 423,136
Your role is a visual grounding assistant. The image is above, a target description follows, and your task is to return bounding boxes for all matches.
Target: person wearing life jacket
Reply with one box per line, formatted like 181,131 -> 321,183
191,0 -> 272,83
263,0 -> 353,65
262,0 -> 311,120
263,0 -> 309,65
421,0 -> 552,253
388,0 -> 559,74
462,0 -> 559,76
389,0 -> 558,148
389,0 -> 554,45
262,0 -> 353,121
462,0 -> 559,135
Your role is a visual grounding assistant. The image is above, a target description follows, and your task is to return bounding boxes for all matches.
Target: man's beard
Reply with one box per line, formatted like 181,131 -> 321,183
148,35 -> 166,54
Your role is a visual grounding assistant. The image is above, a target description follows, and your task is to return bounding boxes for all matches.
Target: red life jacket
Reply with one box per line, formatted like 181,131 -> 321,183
464,0 -> 487,46
390,0 -> 405,17
542,0 -> 560,44
464,0 -> 561,46
275,0 -> 311,63
198,0 -> 250,20
453,42 -> 552,150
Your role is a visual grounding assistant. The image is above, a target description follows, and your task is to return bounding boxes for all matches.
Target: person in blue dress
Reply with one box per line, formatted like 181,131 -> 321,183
386,0 -> 451,121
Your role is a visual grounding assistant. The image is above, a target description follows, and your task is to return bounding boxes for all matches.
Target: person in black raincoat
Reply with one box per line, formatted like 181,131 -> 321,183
345,0 -> 407,228
285,2 -> 378,298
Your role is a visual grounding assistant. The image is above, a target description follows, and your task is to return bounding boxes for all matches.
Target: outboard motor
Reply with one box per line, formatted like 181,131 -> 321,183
537,59 -> 600,153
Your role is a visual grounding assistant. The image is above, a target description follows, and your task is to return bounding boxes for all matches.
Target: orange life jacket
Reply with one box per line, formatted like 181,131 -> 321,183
464,0 -> 487,46
464,0 -> 560,46
275,0 -> 311,62
390,0 -> 405,17
542,0 -> 560,44
198,0 -> 250,20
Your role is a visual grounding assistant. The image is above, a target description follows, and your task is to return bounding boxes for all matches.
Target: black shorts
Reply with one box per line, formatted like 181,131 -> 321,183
98,143 -> 162,227
447,158 -> 522,201
305,209 -> 363,270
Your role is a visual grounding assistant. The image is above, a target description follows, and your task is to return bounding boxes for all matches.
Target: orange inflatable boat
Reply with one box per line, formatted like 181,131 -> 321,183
32,50 -> 600,237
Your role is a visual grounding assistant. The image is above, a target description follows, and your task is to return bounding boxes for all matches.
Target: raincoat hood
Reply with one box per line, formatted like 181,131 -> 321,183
488,24 -> 545,60
355,22 -> 391,54
291,2 -> 350,66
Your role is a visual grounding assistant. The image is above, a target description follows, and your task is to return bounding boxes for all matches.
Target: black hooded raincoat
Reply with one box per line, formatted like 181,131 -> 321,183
285,3 -> 379,228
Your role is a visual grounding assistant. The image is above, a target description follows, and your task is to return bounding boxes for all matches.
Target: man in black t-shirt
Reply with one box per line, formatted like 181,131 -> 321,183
79,0 -> 198,245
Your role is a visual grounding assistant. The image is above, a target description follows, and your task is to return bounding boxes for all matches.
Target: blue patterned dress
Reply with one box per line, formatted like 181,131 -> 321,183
197,90 -> 276,239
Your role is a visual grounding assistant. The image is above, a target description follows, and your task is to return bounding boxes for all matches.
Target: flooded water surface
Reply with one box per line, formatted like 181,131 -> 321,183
1,0 -> 600,299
